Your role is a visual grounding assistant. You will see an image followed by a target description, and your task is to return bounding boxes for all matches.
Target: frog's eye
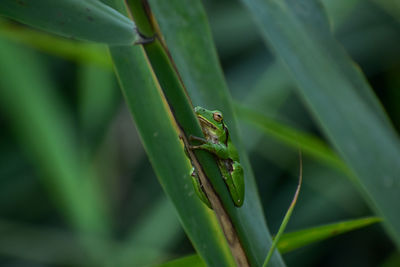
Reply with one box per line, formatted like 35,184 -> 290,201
213,112 -> 223,122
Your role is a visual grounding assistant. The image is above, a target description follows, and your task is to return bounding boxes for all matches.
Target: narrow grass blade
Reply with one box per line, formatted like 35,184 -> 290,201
241,0 -> 400,247
278,217 -> 382,253
236,104 -> 350,175
263,153 -> 302,267
0,0 -> 137,44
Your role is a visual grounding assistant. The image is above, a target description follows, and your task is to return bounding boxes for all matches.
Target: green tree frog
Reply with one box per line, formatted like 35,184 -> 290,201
189,106 -> 244,208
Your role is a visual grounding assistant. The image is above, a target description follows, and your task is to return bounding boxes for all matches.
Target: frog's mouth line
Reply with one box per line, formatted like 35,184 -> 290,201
197,115 -> 217,130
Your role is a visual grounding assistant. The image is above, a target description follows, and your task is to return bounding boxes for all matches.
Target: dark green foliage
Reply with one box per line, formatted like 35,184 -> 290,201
0,0 -> 399,266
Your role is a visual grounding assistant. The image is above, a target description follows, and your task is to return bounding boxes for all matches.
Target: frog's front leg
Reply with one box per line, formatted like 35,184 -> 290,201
189,135 -> 230,159
190,167 -> 212,208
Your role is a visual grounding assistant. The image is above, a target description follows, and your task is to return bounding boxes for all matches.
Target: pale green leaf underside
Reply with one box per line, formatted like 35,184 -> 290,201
0,0 -> 137,44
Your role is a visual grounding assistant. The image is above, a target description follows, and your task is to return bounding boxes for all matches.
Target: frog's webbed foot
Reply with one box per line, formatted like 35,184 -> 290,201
189,135 -> 208,150
189,135 -> 230,159
190,168 -> 212,209
189,135 -> 207,144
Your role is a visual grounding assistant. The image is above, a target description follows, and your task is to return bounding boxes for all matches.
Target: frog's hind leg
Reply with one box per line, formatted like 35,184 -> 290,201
231,161 -> 245,207
220,161 -> 244,207
191,168 -> 212,209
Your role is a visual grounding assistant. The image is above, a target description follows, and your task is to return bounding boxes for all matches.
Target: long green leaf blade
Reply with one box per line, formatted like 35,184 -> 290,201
241,0 -> 400,246
278,217 -> 382,253
263,154 -> 302,267
109,46 -> 233,267
0,0 -> 137,44
236,104 -> 350,174
106,2 -> 235,266
147,1 -> 285,266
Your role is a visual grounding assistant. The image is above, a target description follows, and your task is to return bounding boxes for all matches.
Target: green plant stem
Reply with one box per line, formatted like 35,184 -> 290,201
106,0 -> 237,266
263,153 -> 303,267
126,1 -> 251,265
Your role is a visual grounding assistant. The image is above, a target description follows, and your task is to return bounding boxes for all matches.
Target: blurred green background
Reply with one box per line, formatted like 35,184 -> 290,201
1,0 -> 400,266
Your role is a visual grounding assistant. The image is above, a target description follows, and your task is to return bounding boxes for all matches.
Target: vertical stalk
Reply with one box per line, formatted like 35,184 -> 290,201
125,0 -> 251,265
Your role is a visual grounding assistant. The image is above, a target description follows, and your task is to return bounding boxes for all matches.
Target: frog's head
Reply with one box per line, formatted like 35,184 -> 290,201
194,106 -> 226,140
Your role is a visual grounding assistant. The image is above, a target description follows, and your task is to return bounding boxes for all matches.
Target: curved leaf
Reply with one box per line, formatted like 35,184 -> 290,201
278,217 -> 382,253
0,0 -> 137,44
241,0 -> 400,247
263,155 -> 302,266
